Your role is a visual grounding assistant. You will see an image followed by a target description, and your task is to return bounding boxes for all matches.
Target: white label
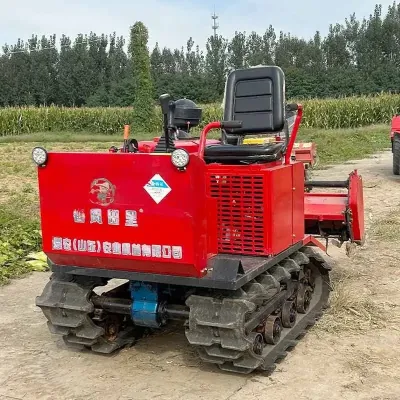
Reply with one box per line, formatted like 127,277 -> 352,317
144,174 -> 171,204
108,210 -> 120,225
131,244 -> 141,256
151,245 -> 162,258
125,210 -> 138,227
52,237 -> 63,250
172,246 -> 183,260
52,237 -> 183,259
87,240 -> 97,253
77,240 -> 87,252
162,245 -> 171,258
103,242 -> 112,254
142,244 -> 151,257
73,209 -> 86,223
122,243 -> 131,255
112,242 -> 122,255
63,238 -> 72,251
90,209 -> 103,224
74,208 -> 139,227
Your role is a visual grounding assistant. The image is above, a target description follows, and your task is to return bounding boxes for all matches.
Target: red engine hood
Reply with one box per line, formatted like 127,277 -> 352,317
37,152 -> 217,278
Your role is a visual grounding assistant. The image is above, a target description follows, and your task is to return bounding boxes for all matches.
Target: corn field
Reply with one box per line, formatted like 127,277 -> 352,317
1,94 -> 400,136
300,94 -> 400,129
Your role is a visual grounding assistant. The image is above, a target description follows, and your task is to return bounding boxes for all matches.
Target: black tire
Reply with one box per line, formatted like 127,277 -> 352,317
393,134 -> 400,175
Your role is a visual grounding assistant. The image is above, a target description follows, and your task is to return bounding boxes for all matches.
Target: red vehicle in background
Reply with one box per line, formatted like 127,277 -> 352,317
391,114 -> 400,175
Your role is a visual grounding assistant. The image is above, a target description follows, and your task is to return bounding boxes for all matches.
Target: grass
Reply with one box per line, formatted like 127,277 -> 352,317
370,209 -> 400,241
0,124 -> 391,167
0,131 -> 147,143
315,208 -> 400,334
0,194 -> 43,284
298,124 -> 390,166
316,274 -> 388,334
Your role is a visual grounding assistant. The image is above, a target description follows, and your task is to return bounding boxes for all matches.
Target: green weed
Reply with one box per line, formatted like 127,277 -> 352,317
0,195 -> 44,285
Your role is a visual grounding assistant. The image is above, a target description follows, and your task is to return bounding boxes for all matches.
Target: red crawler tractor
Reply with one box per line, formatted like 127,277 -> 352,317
34,66 -> 364,374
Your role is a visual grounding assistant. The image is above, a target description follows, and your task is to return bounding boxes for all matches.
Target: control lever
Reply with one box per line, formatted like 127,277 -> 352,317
158,94 -> 176,152
159,93 -> 172,114
159,94 -> 172,135
167,101 -> 176,129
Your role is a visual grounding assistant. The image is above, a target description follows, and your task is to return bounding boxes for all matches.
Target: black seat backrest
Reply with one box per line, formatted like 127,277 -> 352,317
223,66 -> 285,135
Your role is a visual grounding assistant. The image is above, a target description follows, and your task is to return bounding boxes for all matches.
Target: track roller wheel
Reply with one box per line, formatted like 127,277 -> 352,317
297,284 -> 313,314
249,332 -> 264,356
263,315 -> 282,345
99,314 -> 124,342
281,300 -> 297,328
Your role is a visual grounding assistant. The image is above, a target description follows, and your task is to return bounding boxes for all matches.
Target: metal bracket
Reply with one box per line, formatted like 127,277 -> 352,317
211,257 -> 245,282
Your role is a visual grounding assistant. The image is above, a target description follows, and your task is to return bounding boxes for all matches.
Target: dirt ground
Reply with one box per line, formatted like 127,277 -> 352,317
1,151 -> 400,400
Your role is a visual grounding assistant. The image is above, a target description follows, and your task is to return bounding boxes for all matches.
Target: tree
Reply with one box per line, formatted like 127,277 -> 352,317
28,34 -> 58,105
128,22 -> 154,131
8,39 -> 33,105
307,32 -> 324,71
57,35 -> 75,106
245,32 -> 264,66
228,31 -> 247,70
186,38 -> 203,76
205,34 -> 228,100
5,2 -> 400,105
323,24 -> 351,69
262,25 -> 276,65
0,46 -> 12,106
150,42 -> 163,97
70,34 -> 91,106
87,32 -> 108,97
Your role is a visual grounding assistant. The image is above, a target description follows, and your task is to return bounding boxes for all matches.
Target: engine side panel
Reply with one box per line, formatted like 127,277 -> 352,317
292,162 -> 305,244
206,163 -> 298,257
266,165 -> 293,254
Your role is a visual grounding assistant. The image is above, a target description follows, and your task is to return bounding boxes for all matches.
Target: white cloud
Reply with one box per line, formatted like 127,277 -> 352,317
0,0 -> 397,53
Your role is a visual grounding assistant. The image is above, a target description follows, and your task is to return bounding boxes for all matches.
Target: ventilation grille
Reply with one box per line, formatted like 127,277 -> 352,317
209,174 -> 265,255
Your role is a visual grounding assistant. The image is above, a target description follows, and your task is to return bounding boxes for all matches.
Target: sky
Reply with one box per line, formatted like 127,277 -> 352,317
0,0 -> 397,51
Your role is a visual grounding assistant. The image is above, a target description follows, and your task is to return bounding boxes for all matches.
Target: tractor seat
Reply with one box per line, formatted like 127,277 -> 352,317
204,142 -> 284,164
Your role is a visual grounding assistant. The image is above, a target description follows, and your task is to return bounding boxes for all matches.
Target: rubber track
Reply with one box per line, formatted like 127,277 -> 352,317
35,274 -> 136,354
185,247 -> 332,374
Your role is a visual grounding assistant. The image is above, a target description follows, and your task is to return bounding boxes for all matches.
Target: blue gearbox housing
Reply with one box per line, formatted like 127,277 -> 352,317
130,281 -> 166,328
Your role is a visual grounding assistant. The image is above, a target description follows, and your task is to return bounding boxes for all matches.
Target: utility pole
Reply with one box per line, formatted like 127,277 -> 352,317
212,8 -> 219,37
